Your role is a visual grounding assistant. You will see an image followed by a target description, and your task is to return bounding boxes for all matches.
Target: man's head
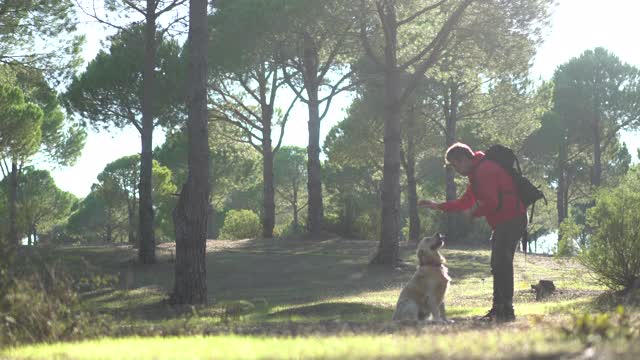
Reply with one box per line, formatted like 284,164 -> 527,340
445,142 -> 474,175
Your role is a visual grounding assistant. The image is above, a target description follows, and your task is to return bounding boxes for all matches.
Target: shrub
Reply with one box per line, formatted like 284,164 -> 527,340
561,306 -> 639,344
274,221 -> 303,238
578,170 -> 640,292
323,213 -> 343,235
219,209 -> 261,240
0,265 -> 112,346
353,212 -> 380,241
557,217 -> 583,257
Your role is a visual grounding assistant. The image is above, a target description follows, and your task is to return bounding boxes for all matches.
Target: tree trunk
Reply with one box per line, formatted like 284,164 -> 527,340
556,143 -> 568,243
171,0 -> 209,305
138,0 -> 157,264
592,113 -> 602,187
343,199 -> 355,237
403,111 -> 420,243
262,142 -> 275,238
303,32 -> 324,237
128,200 -> 137,246
444,84 -> 458,242
32,224 -> 37,246
0,162 -> 19,294
8,162 -> 19,247
207,204 -> 217,239
371,3 -> 400,266
106,221 -> 113,243
406,151 -> 419,243
292,183 -> 299,232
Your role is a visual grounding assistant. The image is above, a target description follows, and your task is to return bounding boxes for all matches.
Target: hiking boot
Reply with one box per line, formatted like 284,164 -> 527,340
495,305 -> 516,323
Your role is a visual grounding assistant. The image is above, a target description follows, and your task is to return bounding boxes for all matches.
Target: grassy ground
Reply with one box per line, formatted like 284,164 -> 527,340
3,236 -> 639,359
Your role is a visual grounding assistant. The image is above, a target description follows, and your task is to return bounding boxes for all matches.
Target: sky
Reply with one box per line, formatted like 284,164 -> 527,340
47,0 -> 640,198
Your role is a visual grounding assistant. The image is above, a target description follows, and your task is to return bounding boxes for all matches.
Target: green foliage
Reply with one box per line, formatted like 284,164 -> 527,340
0,0 -> 83,84
578,168 -> 640,291
557,217 -> 583,257
16,168 -> 77,244
210,0 -> 292,72
0,83 -> 44,161
66,155 -> 177,244
322,162 -> 380,239
66,189 -> 127,244
1,239 -> 626,359
75,274 -> 119,293
64,24 -> 185,131
553,47 -> 640,186
562,306 -> 639,344
322,98 -> 386,240
14,66 -> 86,166
352,212 -> 380,241
0,267 -> 111,346
273,221 -> 303,239
155,124 -> 262,238
219,210 -> 261,240
274,146 -> 307,231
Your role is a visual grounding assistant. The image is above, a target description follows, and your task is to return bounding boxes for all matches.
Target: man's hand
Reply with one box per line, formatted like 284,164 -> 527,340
418,199 -> 440,210
462,201 -> 482,218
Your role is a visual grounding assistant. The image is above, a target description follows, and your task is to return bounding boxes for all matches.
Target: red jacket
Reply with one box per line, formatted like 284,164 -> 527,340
437,151 -> 526,229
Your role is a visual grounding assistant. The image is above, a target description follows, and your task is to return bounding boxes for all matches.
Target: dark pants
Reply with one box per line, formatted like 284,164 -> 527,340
490,215 -> 527,308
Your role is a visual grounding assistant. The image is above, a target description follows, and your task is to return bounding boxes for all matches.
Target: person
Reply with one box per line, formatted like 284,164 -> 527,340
418,142 -> 527,322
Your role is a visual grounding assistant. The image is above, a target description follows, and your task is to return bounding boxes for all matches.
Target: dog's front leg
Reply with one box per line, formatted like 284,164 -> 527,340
418,296 -> 429,320
439,302 -> 454,324
426,297 -> 444,323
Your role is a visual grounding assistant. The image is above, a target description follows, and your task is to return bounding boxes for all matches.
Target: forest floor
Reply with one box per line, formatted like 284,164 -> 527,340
3,236 -> 639,359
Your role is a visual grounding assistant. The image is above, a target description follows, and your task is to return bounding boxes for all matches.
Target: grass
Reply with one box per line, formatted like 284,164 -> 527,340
3,236 -> 638,359
0,331 -> 585,360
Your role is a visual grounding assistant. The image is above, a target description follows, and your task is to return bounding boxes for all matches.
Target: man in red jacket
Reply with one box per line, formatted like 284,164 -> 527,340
419,142 -> 527,322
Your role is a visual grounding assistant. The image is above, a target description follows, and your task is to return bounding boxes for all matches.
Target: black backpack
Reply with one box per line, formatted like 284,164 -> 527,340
476,144 -> 547,252
482,144 -> 546,210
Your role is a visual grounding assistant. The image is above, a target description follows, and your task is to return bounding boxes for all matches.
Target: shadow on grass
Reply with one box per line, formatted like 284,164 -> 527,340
16,237 -> 608,327
445,251 -> 492,280
268,302 -> 388,319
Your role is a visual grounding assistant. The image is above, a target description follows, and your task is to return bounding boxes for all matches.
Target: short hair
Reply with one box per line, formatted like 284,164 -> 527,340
445,142 -> 474,164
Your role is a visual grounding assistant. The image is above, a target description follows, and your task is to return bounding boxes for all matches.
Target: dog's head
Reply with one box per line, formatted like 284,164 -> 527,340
416,232 -> 446,266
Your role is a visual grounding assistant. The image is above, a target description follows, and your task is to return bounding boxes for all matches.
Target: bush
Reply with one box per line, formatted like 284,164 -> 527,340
561,306 -> 639,344
323,213 -> 343,236
274,221 -> 304,238
352,211 -> 380,241
219,209 -> 261,240
0,265 -> 112,346
578,170 -> 640,292
557,217 -> 583,257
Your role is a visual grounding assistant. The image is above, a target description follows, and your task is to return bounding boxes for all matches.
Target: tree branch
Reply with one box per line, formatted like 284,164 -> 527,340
281,65 -> 309,104
318,71 -> 359,121
121,0 -> 146,16
211,111 -> 263,146
74,0 -> 133,33
155,0 -> 188,17
233,71 -> 262,105
211,81 -> 263,128
268,65 -> 281,108
359,0 -> 383,67
318,23 -> 353,80
274,92 -> 300,152
400,0 -> 474,103
397,0 -> 446,27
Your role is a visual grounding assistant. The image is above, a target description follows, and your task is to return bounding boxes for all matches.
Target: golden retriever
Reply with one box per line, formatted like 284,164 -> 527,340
392,233 -> 451,323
